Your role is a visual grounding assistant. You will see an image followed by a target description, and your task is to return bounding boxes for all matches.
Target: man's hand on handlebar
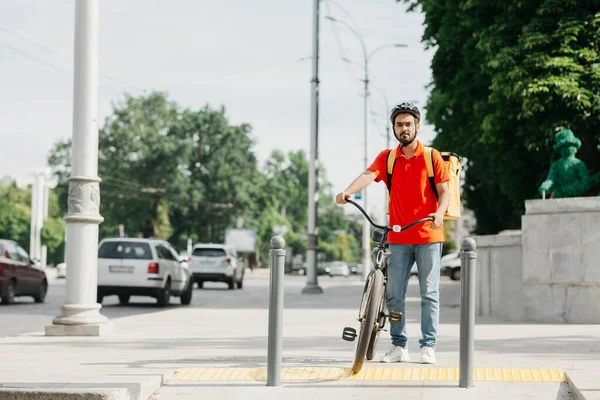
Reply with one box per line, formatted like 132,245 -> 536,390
428,212 -> 444,229
335,192 -> 351,205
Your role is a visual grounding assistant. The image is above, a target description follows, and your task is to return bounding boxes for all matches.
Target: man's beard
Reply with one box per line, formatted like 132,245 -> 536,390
396,131 -> 416,146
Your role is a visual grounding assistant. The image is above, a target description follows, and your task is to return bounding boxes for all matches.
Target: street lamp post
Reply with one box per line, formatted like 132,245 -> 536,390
46,0 -> 112,336
326,16 -> 406,280
302,0 -> 323,294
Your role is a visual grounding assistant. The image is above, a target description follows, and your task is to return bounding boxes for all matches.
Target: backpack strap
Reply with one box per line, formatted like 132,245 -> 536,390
385,148 -> 397,215
386,148 -> 397,190
424,146 -> 439,199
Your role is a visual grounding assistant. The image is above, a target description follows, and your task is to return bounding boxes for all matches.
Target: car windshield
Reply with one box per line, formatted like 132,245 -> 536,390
98,241 -> 152,260
192,248 -> 227,257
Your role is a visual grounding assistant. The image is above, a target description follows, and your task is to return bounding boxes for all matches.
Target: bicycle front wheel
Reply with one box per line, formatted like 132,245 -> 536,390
366,290 -> 386,360
352,269 -> 384,374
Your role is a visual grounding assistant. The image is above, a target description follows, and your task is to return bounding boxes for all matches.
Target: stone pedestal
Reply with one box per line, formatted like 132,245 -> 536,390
522,197 -> 600,323
46,322 -> 113,336
474,196 -> 600,323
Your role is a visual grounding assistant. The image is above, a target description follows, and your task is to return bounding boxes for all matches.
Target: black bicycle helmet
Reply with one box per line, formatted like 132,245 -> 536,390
390,102 -> 420,123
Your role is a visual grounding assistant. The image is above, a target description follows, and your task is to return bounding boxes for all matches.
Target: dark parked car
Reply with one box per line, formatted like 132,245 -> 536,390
0,239 -> 48,304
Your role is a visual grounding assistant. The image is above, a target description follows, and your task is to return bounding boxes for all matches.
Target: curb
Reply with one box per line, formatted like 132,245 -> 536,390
0,388 -> 117,400
565,371 -> 593,400
0,369 -> 586,400
0,372 -> 171,400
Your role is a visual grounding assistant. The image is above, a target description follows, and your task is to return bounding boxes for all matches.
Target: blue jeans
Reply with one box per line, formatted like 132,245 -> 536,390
387,243 -> 442,348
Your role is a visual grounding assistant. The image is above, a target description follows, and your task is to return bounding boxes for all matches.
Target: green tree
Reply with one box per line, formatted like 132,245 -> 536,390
0,183 -> 31,247
47,92 -> 260,248
46,92 -> 360,269
249,149 -> 360,266
0,183 -> 66,265
401,0 -> 600,234
41,217 -> 66,265
250,149 -> 309,264
41,189 -> 67,266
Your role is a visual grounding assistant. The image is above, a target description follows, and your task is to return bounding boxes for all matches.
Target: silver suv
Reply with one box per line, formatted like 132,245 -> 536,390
189,244 -> 243,290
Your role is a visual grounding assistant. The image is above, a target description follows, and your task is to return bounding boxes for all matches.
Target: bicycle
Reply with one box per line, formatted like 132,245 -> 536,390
341,198 -> 434,374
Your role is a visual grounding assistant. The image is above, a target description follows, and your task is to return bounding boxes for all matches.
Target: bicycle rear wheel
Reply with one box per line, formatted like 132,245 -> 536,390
352,269 -> 384,374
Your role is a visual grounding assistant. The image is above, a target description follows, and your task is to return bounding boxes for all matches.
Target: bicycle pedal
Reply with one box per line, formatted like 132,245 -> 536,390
342,327 -> 357,342
388,311 -> 403,324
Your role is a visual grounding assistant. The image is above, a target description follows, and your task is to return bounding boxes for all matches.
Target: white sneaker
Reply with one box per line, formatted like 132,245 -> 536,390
380,345 -> 410,363
420,346 -> 436,364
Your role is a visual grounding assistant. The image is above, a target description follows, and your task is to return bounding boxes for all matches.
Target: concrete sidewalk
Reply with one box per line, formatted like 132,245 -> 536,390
0,273 -> 598,400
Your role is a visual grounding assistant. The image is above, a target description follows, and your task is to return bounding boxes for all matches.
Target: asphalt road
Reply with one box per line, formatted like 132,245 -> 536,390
0,269 -> 461,338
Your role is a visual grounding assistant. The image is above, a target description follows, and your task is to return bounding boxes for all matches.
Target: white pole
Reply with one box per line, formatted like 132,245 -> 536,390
41,245 -> 47,270
35,172 -> 45,262
43,182 -> 50,220
29,171 -> 40,260
361,66 -> 371,281
47,0 -> 111,336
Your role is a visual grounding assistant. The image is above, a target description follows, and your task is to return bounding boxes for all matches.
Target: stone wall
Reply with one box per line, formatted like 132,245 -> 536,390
474,197 -> 600,323
474,232 -> 523,321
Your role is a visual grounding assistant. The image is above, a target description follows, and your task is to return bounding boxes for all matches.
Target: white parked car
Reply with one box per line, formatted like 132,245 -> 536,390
97,238 -> 193,306
328,261 -> 350,278
441,250 -> 462,280
410,250 -> 461,280
189,244 -> 243,289
56,262 -> 67,279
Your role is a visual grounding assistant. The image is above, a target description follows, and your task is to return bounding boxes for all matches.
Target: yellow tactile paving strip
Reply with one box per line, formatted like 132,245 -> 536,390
171,367 -> 566,382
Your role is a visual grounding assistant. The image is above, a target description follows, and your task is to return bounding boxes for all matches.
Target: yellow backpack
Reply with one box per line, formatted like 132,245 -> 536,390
386,147 -> 462,220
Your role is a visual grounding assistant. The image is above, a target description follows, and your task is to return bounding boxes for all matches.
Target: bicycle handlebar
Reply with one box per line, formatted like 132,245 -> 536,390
344,197 -> 434,233
345,198 -> 387,230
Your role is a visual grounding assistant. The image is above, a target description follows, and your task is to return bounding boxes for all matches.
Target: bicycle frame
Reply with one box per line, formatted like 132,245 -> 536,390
343,197 -> 434,336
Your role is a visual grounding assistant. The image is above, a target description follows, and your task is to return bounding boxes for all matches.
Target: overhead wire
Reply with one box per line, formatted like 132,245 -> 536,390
166,56 -> 312,87
323,0 -> 360,85
0,24 -> 142,93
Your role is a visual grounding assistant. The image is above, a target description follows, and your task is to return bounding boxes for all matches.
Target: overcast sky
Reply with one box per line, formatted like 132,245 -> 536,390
0,0 -> 435,219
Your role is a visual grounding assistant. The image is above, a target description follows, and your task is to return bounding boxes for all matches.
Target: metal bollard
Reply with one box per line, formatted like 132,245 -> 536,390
267,236 -> 285,386
459,237 -> 477,389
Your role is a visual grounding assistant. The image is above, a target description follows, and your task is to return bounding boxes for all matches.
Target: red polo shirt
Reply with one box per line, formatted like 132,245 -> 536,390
367,140 -> 449,245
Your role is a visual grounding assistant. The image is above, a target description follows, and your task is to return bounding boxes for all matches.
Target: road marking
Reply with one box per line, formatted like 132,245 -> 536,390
171,367 -> 566,382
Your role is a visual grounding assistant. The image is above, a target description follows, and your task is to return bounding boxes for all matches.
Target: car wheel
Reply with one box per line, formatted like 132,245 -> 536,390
97,293 -> 104,304
236,275 -> 243,289
2,280 -> 16,305
118,294 -> 130,305
157,280 -> 171,307
227,279 -> 235,290
451,267 -> 461,281
34,280 -> 48,303
196,281 -> 203,289
180,278 -> 193,305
